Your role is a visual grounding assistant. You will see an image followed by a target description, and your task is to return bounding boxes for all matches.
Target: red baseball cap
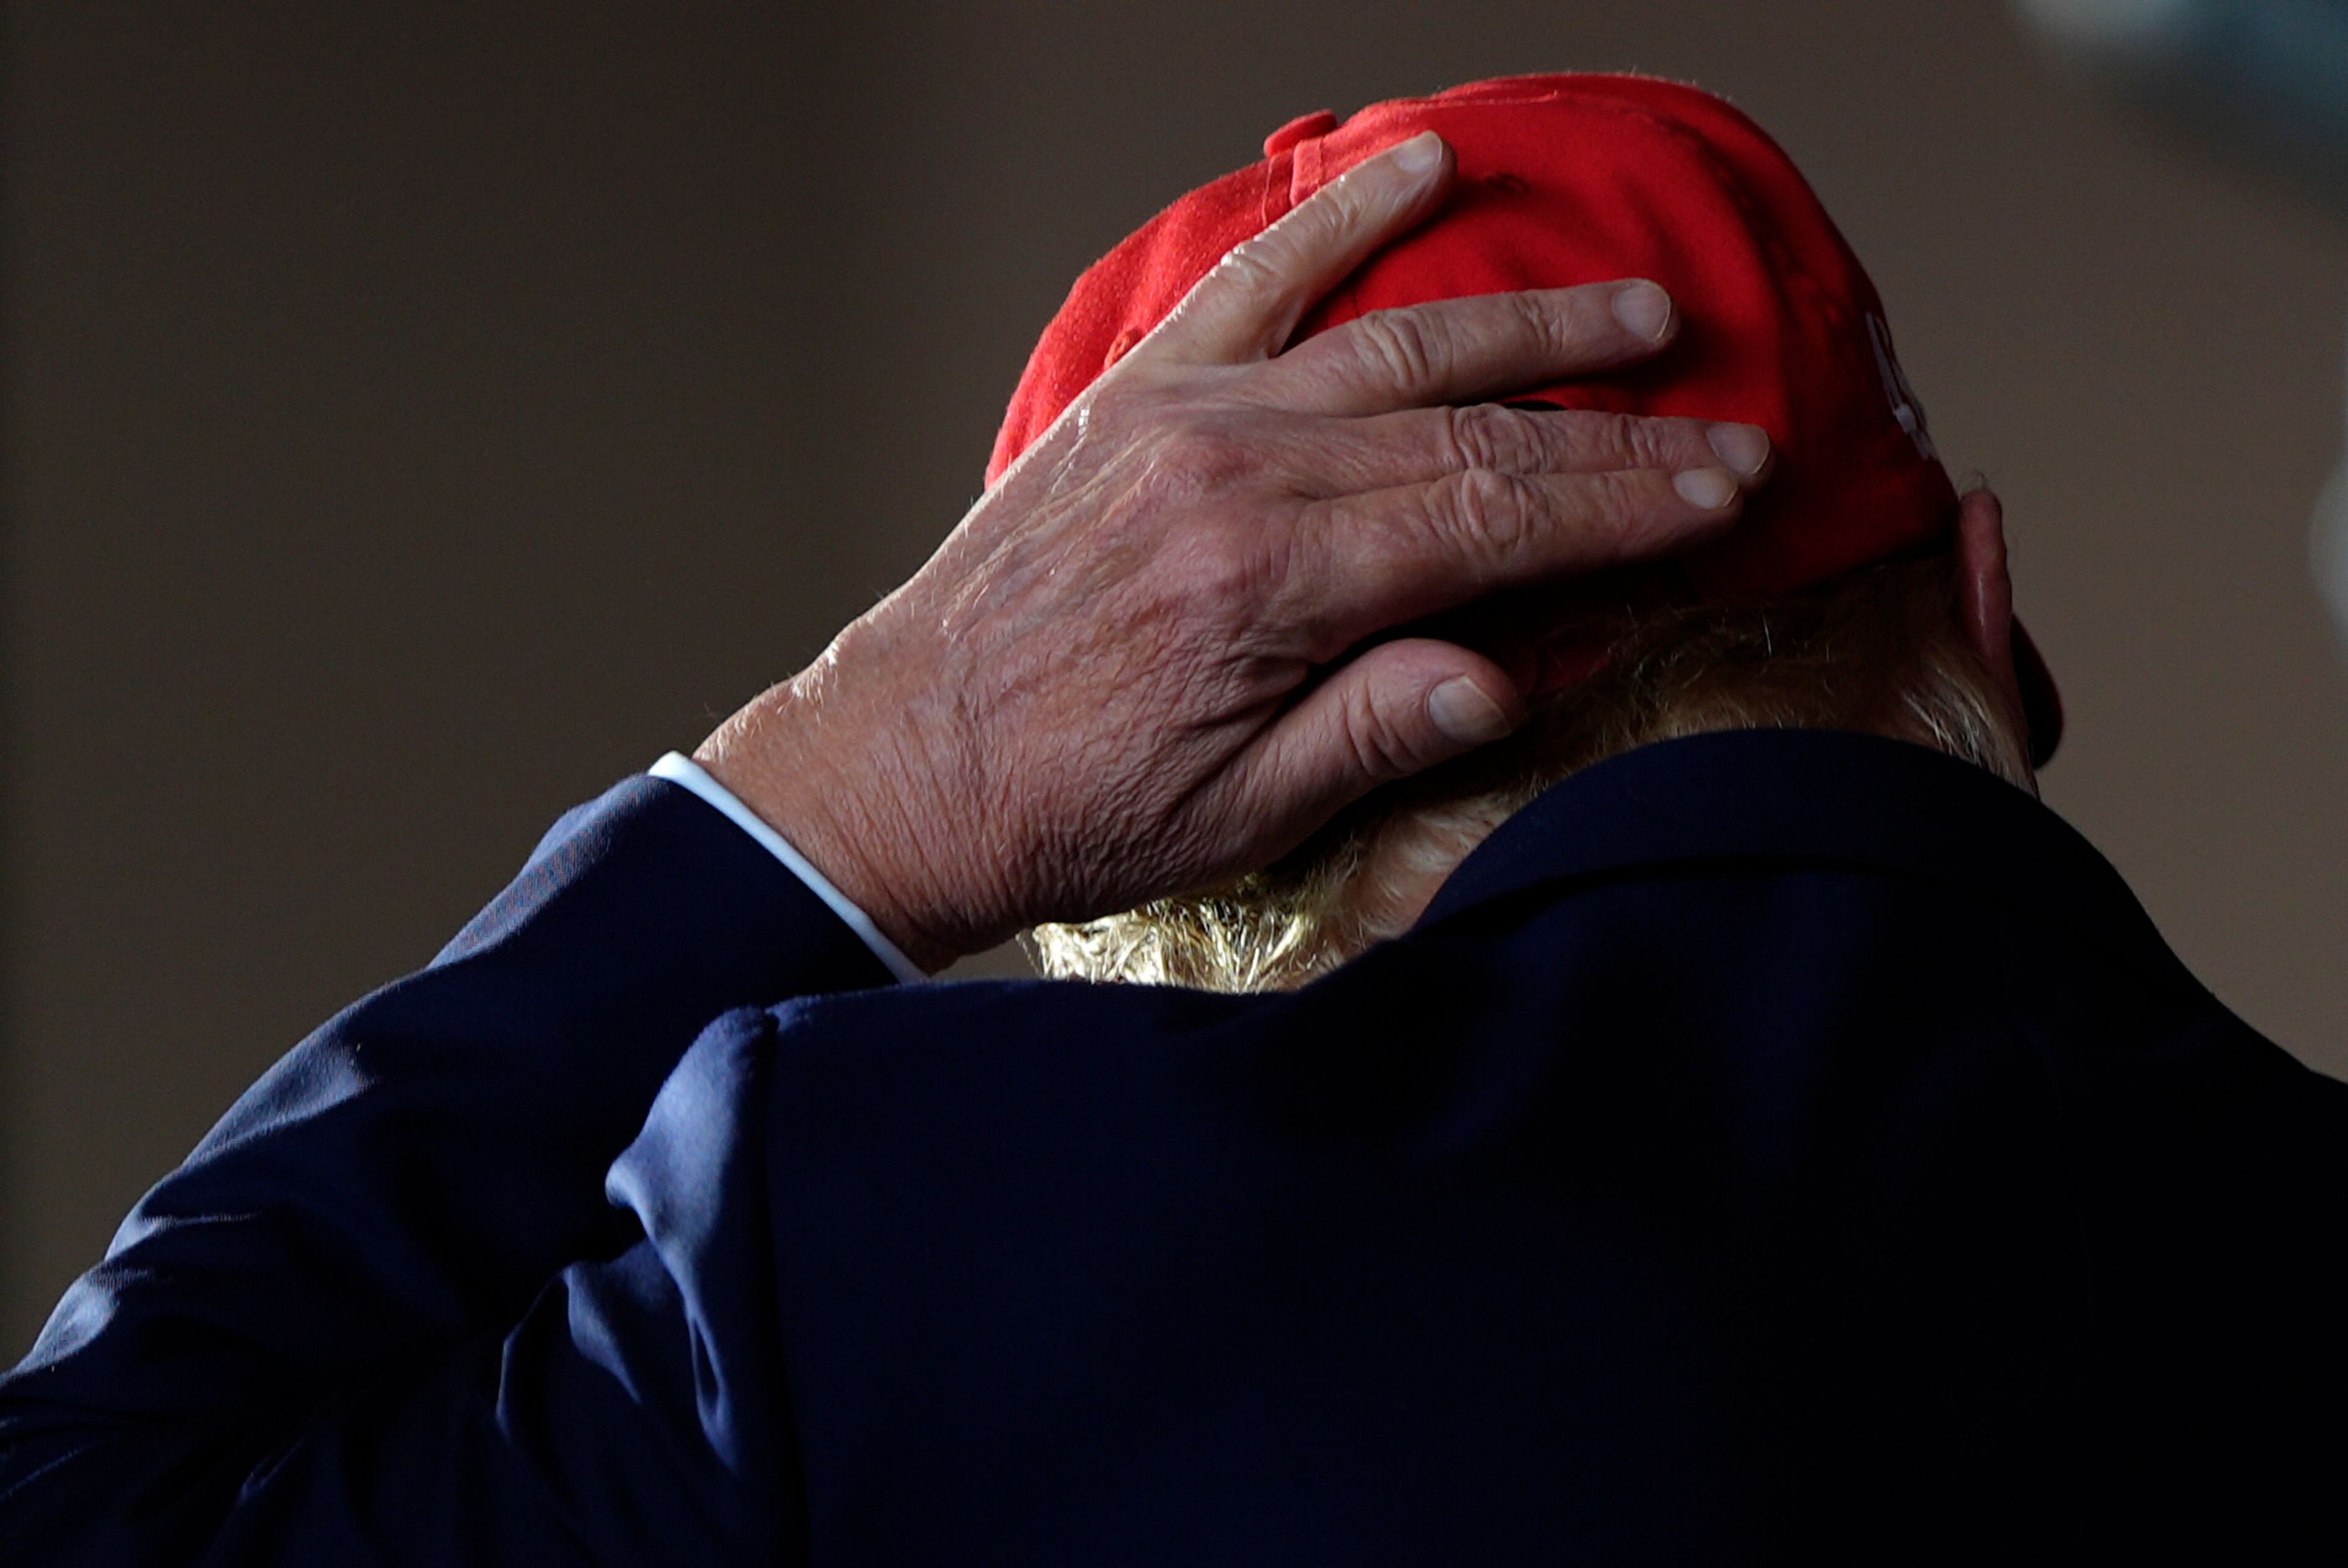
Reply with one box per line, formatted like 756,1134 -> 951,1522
988,73 -> 2062,766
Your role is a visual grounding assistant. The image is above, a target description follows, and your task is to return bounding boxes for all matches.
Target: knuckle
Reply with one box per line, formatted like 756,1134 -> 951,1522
1590,411 -> 1656,469
1169,518 -> 1272,606
1206,239 -> 1285,305
1510,287 -> 1589,363
1441,467 -> 1538,558
1442,403 -> 1536,473
1630,415 -> 1709,471
1304,183 -> 1367,239
1340,681 -> 1427,784
1298,167 -> 1381,238
1349,307 -> 1449,394
1156,419 -> 1253,490
1568,410 -> 1693,473
1503,289 -> 1565,355
1584,470 -> 1652,543
1220,186 -> 1357,300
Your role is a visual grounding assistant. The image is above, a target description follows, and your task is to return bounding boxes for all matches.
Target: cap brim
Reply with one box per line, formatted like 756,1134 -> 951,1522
2011,618 -> 2064,769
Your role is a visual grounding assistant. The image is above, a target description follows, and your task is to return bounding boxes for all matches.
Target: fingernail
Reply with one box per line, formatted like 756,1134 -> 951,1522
1390,131 -> 1443,175
1705,422 -> 1771,479
1428,677 -> 1513,745
1673,468 -> 1738,509
1612,281 -> 1673,342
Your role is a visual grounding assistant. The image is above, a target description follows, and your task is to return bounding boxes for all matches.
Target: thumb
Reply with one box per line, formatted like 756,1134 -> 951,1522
1229,637 -> 1523,846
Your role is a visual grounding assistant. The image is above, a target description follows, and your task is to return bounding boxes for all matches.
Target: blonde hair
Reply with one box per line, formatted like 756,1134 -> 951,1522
1025,551 -> 2036,992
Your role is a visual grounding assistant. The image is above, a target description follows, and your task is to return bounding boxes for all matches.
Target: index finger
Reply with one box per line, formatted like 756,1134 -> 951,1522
1246,281 -> 1678,417
1146,132 -> 1455,367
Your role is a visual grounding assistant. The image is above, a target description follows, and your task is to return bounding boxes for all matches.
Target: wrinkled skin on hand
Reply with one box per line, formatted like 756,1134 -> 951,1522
697,133 -> 1771,971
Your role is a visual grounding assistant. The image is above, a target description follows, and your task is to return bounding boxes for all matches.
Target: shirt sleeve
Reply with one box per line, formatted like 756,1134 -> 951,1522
647,752 -> 922,984
0,773 -> 894,1566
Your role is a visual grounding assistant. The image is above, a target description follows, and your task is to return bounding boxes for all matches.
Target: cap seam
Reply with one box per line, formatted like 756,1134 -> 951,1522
1283,94 -> 1840,322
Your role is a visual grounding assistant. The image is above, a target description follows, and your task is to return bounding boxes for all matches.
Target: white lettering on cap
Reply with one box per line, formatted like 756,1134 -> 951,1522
1868,312 -> 1938,462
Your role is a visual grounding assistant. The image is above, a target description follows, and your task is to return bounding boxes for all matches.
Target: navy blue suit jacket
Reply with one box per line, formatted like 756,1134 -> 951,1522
4,729 -> 2345,1564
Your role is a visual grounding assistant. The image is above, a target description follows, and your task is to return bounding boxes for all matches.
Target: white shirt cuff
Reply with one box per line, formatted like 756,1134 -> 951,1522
648,752 -> 923,985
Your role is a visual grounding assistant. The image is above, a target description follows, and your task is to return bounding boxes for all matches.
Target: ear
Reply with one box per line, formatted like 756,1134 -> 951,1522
1954,485 -> 2029,737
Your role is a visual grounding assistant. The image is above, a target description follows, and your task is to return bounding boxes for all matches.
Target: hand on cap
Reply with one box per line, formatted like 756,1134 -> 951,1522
695,131 -> 1771,970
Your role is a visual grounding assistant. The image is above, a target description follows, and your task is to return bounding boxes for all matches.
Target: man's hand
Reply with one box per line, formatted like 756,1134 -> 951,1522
696,131 -> 1771,971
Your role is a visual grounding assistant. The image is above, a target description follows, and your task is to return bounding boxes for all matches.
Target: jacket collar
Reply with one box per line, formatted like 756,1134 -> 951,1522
1416,728 -> 2193,987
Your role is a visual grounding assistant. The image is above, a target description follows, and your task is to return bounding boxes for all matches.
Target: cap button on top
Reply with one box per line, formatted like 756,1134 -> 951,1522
1263,109 -> 1340,157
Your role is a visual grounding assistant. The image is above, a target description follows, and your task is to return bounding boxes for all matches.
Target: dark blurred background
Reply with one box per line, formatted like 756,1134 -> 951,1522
7,1 -> 2348,1355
